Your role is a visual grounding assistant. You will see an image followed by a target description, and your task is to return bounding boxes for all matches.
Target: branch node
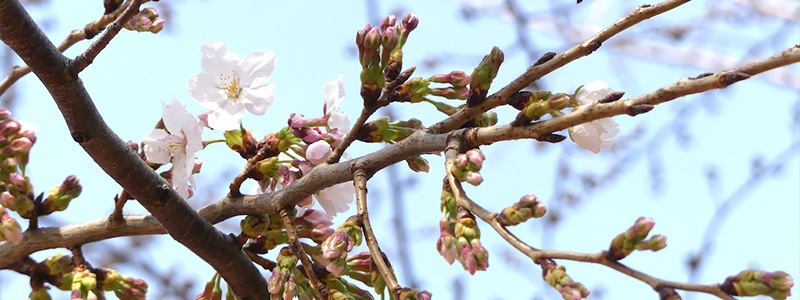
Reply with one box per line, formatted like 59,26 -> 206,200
689,72 -> 714,80
533,52 -> 557,66
626,104 -> 654,116
535,133 -> 567,143
719,72 -> 751,87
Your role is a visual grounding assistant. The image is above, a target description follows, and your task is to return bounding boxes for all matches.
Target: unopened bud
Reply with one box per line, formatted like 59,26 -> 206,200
405,155 -> 429,173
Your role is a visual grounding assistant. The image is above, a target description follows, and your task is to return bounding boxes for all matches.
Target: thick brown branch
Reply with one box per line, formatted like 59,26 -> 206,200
0,1 -> 268,298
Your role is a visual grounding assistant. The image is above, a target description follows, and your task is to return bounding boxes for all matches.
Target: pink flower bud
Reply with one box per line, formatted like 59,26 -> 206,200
287,113 -> 306,128
192,158 -> 203,174
1,213 -> 22,242
379,15 -> 397,31
326,128 -> 346,148
306,140 -> 332,165
465,171 -> 483,186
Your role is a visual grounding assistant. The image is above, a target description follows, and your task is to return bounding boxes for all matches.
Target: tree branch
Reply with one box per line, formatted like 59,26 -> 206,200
0,1 -> 269,298
354,167 -> 401,295
0,0 -> 134,97
429,0 -> 692,133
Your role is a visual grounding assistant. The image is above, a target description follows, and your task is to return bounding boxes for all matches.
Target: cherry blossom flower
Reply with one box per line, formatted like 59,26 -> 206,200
323,75 -> 350,132
315,182 -> 354,218
142,98 -> 203,199
569,81 -> 620,153
188,41 -> 277,131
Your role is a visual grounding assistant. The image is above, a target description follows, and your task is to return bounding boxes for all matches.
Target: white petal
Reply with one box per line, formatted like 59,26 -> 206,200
200,41 -> 240,86
171,153 -> 191,199
323,75 -> 345,114
162,98 -> 189,135
188,73 -> 228,110
240,84 -> 275,115
328,111 -> 350,132
575,80 -> 614,105
237,50 -> 276,87
206,101 -> 245,131
142,129 -> 171,164
316,181 -> 355,217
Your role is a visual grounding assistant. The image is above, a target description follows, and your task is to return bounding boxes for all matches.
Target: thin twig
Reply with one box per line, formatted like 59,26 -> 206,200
353,167 -> 401,294
279,209 -> 326,295
429,0 -> 693,134
111,189 -> 131,220
444,141 -> 735,299
244,249 -> 277,271
0,0 -> 134,97
71,0 -> 145,73
229,143 -> 274,197
327,67 -> 416,164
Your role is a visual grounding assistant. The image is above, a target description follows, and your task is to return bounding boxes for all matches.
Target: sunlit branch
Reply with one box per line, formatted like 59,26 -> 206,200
353,167 -> 401,295
429,0 -> 693,133
443,136 -> 736,300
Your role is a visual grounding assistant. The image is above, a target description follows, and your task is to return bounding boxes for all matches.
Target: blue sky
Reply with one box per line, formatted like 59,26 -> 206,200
1,0 -> 798,299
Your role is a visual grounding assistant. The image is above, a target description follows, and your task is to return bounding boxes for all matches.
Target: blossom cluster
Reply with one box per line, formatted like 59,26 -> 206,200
0,110 -> 82,243
721,270 -> 794,300
606,217 -> 667,261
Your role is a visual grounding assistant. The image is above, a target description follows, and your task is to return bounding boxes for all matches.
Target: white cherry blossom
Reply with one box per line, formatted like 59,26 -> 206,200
569,81 -> 620,153
315,182 -> 355,218
188,41 -> 277,131
323,75 -> 350,132
142,98 -> 203,199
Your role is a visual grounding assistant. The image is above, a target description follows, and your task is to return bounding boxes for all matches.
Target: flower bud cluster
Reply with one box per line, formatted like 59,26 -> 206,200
324,276 -> 373,300
467,47 -> 504,107
0,204 -> 22,242
123,7 -> 165,34
356,14 -> 419,102
240,214 -> 270,237
41,175 -> 82,215
346,252 -> 387,294
195,273 -> 222,300
396,288 -> 432,300
99,268 -> 148,300
322,216 -> 362,276
451,149 -> 485,186
241,214 -> 287,254
394,71 -> 472,104
45,253 -> 75,290
606,217 -> 667,261
508,91 -> 572,125
428,71 -> 470,100
355,117 -> 422,143
721,270 -> 793,300
288,114 -> 345,149
268,247 -> 300,300
497,194 -> 547,226
70,265 -> 99,300
294,209 -> 335,243
0,112 -> 41,220
543,262 -> 591,300
223,128 -> 259,159
453,209 -> 489,275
